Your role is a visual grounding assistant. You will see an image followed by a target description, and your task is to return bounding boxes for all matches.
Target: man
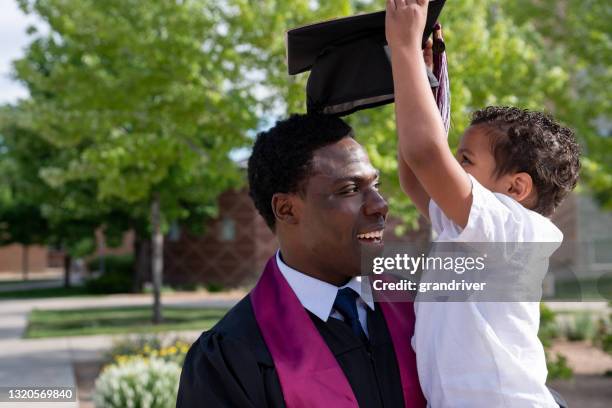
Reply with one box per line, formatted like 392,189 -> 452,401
177,113 -> 424,407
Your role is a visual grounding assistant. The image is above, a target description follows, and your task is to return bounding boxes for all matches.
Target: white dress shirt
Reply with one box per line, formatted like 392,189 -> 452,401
276,250 -> 375,337
414,174 -> 561,407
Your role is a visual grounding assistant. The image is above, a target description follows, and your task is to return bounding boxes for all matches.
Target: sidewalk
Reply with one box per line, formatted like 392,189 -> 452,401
0,292 -> 243,408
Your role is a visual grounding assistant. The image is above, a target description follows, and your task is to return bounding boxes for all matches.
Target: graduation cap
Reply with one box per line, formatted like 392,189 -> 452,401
286,0 -> 446,116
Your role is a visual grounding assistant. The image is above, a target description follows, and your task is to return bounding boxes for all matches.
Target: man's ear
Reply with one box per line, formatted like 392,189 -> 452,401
271,193 -> 300,226
507,172 -> 534,204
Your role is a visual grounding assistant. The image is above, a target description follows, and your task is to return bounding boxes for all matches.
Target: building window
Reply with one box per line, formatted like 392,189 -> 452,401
220,217 -> 236,242
593,238 -> 612,265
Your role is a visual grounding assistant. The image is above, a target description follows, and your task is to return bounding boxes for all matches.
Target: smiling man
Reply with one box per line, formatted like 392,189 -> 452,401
177,113 -> 425,408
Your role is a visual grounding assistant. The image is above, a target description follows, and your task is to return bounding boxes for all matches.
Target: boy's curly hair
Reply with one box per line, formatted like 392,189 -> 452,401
470,106 -> 581,216
247,113 -> 353,230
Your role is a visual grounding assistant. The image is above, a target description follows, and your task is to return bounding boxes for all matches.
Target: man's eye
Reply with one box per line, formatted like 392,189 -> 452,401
340,185 -> 359,194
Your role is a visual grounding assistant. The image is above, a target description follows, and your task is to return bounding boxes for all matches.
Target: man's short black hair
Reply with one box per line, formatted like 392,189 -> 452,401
247,113 -> 353,230
470,106 -> 581,216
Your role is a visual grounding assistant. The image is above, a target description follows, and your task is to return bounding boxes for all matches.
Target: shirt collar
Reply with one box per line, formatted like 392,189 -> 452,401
275,250 -> 374,322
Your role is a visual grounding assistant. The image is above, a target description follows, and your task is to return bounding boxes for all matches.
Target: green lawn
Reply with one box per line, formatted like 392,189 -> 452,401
0,279 -> 59,286
0,286 -> 99,300
25,306 -> 227,338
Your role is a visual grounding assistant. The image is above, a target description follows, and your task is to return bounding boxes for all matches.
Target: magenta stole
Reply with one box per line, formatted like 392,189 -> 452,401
250,256 -> 425,408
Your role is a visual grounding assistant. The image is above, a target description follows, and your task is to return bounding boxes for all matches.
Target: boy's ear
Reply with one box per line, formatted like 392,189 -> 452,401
271,193 -> 301,226
507,172 -> 534,204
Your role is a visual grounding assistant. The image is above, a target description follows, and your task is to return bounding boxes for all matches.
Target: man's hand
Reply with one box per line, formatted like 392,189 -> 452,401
385,0 -> 429,51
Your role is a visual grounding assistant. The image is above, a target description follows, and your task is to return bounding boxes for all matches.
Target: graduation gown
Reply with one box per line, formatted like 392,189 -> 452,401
177,294 -> 407,407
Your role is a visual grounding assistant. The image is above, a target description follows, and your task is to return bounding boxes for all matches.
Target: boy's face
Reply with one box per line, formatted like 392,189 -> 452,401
456,125 -> 511,194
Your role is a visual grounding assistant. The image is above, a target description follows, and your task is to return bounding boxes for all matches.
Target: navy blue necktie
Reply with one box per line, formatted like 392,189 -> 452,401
333,287 -> 368,343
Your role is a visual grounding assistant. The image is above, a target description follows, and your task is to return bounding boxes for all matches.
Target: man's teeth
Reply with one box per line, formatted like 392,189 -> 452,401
357,230 -> 384,240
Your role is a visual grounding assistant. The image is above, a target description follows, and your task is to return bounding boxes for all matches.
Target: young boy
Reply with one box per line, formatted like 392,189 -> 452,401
385,1 -> 580,407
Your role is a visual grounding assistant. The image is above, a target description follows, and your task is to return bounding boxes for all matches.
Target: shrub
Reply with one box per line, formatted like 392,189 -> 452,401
206,282 -> 225,293
564,312 -> 595,341
105,335 -> 164,361
546,352 -> 573,380
593,309 -> 612,355
85,270 -> 133,294
602,334 -> 612,354
87,254 -> 134,274
85,255 -> 134,294
539,303 -> 573,380
106,335 -> 191,366
93,356 -> 181,408
539,303 -> 560,348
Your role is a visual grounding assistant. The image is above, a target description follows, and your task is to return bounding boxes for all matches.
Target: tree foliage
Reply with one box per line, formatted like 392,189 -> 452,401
0,106 -> 125,258
14,0 -> 261,232
228,0 -> 611,225
505,0 -> 612,209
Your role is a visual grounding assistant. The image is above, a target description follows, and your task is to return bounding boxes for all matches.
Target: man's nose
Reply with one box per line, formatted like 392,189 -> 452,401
363,189 -> 389,219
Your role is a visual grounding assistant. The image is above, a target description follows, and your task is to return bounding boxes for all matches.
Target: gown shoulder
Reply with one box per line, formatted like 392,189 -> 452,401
177,295 -> 280,408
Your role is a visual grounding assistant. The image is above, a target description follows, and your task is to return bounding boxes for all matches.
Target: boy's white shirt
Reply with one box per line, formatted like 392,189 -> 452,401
413,174 -> 562,408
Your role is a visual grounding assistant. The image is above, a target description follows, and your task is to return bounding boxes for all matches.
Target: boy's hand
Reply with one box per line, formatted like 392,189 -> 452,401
423,37 -> 433,71
385,0 -> 429,51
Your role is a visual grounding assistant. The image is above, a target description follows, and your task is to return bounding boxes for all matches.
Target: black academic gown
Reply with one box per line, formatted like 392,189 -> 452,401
177,294 -> 407,408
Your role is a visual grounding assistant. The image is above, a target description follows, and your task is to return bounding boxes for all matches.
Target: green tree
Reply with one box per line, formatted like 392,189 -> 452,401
0,108 -> 53,280
0,105 -> 127,286
14,0 -> 261,322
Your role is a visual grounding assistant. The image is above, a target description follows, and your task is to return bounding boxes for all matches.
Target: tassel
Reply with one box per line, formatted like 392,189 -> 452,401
433,23 -> 451,137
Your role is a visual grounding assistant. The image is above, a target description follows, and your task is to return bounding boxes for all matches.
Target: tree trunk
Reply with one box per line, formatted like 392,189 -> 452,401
98,232 -> 106,275
22,245 -> 29,281
133,234 -> 150,293
151,193 -> 163,324
64,254 -> 72,288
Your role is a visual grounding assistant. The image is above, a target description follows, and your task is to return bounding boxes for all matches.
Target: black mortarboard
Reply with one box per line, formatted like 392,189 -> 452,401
286,1 -> 446,116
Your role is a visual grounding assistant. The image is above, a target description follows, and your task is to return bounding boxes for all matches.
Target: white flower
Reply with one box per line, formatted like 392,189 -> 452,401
93,356 -> 181,408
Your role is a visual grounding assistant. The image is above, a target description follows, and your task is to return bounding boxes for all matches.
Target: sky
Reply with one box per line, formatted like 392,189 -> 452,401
0,0 -> 45,104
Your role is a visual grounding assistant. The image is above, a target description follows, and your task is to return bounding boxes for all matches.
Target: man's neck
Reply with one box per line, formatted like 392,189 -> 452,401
277,248 -> 351,287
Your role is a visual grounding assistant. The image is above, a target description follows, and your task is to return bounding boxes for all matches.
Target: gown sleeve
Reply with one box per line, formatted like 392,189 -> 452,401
177,330 -> 270,408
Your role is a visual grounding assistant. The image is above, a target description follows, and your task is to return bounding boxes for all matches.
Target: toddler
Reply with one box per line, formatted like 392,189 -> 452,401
385,1 -> 580,406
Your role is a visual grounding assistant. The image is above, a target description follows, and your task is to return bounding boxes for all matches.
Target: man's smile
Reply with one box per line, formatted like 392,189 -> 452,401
356,227 -> 385,245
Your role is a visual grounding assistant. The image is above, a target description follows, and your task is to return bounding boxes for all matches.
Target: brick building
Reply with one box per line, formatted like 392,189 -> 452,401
0,244 -> 48,274
550,192 -> 612,284
163,189 -> 277,287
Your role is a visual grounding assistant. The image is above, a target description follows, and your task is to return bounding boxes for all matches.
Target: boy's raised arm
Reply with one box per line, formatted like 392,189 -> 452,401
396,37 -> 437,220
386,0 -> 472,228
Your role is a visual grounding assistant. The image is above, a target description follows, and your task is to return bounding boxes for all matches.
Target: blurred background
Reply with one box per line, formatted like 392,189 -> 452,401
0,0 -> 610,407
